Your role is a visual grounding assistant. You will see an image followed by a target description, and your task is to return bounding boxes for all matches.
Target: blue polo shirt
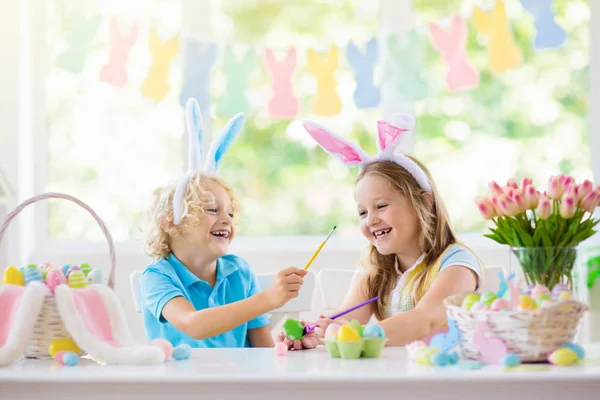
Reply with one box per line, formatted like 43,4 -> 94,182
139,253 -> 270,348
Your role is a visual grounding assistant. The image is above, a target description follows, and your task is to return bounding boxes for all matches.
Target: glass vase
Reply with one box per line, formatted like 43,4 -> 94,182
509,246 -> 584,301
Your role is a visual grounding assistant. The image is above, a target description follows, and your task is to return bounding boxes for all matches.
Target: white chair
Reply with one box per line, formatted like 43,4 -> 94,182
256,270 -> 317,330
482,265 -> 505,293
130,270 -> 143,313
318,268 -> 355,311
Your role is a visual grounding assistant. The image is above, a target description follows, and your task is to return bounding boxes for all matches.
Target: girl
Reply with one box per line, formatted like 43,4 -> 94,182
141,98 -> 307,348
298,115 -> 482,347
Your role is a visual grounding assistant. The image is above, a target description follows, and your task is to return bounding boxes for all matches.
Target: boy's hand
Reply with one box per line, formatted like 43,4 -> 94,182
264,266 -> 306,309
314,314 -> 350,340
277,320 -> 319,350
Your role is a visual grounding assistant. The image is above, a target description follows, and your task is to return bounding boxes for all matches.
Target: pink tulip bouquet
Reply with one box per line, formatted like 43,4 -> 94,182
475,176 -> 600,290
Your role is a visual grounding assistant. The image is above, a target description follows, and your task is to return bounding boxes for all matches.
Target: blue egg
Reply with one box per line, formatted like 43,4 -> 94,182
362,324 -> 385,339
431,352 -> 450,366
563,343 -> 585,359
24,268 -> 43,285
60,265 -> 71,276
501,353 -> 521,367
172,344 -> 192,360
448,351 -> 459,364
62,351 -> 80,366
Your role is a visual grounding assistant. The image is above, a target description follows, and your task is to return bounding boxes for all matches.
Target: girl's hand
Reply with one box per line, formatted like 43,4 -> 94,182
314,314 -> 350,340
276,320 -> 319,350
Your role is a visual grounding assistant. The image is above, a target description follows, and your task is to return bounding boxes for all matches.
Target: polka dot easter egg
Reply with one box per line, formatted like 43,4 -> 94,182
363,324 -> 385,339
45,267 -> 67,293
68,270 -> 88,288
2,266 -> 24,286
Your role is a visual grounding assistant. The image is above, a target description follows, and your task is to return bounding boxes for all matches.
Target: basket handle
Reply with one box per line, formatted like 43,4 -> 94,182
0,192 -> 116,289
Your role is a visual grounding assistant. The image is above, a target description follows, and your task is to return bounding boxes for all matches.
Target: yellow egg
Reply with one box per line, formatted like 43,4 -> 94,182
2,266 -> 24,286
336,325 -> 360,342
518,294 -> 537,310
49,338 -> 81,357
558,291 -> 572,300
548,348 -> 578,366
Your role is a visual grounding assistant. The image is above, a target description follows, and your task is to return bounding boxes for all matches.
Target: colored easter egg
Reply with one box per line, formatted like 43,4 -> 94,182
53,350 -> 68,365
552,283 -> 570,298
431,352 -> 450,366
470,302 -> 486,312
172,343 -> 192,360
448,351 -> 459,364
49,338 -> 81,357
348,320 -> 364,337
558,291 -> 572,300
282,318 -> 305,341
68,270 -> 88,288
563,343 -> 585,359
24,267 -> 43,285
491,298 -> 509,311
480,291 -> 497,307
501,353 -> 521,367
87,268 -> 104,284
274,342 -> 288,356
523,285 -> 534,295
151,339 -> 174,359
60,265 -> 70,276
461,293 -> 480,310
518,294 -> 537,311
363,324 -> 385,339
45,267 -> 67,293
26,264 -> 37,269
325,323 -> 341,340
531,284 -> 550,299
43,266 -> 56,280
62,351 -> 80,366
80,263 -> 92,276
336,325 -> 360,342
406,340 -> 427,357
548,348 -> 578,366
66,265 -> 81,278
2,266 -> 24,286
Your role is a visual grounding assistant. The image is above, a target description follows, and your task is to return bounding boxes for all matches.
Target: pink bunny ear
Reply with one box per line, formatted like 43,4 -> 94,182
376,114 -> 415,152
303,122 -> 367,166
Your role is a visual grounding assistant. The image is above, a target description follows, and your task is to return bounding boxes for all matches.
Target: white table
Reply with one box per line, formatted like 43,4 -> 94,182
2,345 -> 600,400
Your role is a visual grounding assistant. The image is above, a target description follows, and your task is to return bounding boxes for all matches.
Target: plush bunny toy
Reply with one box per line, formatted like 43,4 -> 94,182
172,98 -> 245,225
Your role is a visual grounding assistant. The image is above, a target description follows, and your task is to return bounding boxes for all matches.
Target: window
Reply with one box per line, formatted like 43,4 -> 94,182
41,0 -> 591,244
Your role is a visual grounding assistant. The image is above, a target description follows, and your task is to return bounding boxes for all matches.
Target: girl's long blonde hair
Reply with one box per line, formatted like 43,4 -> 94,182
145,173 -> 241,261
358,159 -> 456,320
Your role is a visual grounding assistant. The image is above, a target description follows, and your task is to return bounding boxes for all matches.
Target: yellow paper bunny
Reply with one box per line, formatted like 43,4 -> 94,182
472,0 -> 522,75
307,45 -> 342,116
141,28 -> 180,101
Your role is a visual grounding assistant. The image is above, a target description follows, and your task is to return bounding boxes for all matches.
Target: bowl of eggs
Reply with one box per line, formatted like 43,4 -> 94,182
444,281 -> 589,362
323,320 -> 387,359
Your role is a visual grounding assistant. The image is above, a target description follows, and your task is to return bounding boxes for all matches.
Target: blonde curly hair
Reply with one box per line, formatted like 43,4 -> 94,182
145,173 -> 241,261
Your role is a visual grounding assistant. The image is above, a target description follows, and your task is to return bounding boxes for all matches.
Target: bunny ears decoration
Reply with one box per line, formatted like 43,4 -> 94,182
172,98 -> 245,225
302,114 -> 432,192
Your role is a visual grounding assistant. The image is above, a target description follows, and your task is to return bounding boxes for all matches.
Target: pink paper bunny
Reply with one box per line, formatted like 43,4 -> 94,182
264,48 -> 299,119
99,18 -> 139,88
429,14 -> 479,92
473,321 -> 507,365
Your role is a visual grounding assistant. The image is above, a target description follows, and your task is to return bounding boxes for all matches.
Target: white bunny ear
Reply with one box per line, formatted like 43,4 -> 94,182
173,97 -> 205,225
376,114 -> 415,153
203,113 -> 245,175
185,97 -> 204,173
303,121 -> 369,166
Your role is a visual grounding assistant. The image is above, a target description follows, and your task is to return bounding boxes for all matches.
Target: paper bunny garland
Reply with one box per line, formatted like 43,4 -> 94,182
172,98 -> 245,225
302,115 -> 432,192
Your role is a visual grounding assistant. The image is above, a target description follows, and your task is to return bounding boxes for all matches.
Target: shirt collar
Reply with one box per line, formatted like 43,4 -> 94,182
394,253 -> 426,276
169,253 -> 237,288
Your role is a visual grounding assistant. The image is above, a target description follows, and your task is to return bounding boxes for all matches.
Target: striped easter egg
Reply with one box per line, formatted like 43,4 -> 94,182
67,270 -> 88,288
24,267 -> 43,285
80,263 -> 92,276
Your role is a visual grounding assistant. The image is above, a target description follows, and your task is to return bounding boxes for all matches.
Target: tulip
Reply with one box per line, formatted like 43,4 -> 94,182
475,197 -> 496,220
491,196 -> 505,216
506,178 -> 519,190
547,176 -> 563,201
488,180 -> 504,197
559,194 -> 576,219
581,191 -> 599,213
563,184 -> 579,204
500,196 -> 521,216
577,180 -> 593,202
520,177 -> 533,189
561,175 -> 575,190
523,185 -> 539,210
536,198 -> 552,220
512,193 -> 528,213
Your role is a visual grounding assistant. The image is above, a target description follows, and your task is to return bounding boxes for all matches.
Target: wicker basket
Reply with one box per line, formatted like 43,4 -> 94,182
445,292 -> 589,363
0,192 -> 116,359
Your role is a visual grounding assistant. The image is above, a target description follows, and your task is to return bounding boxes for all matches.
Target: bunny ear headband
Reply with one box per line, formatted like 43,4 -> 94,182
302,114 -> 432,192
172,98 -> 245,225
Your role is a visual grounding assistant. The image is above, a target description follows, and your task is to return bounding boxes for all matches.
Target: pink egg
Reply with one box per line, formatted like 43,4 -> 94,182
491,298 -> 509,311
45,268 -> 67,293
324,323 -> 340,340
275,342 -> 288,356
53,350 -> 68,365
151,339 -> 174,359
530,284 -> 550,299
